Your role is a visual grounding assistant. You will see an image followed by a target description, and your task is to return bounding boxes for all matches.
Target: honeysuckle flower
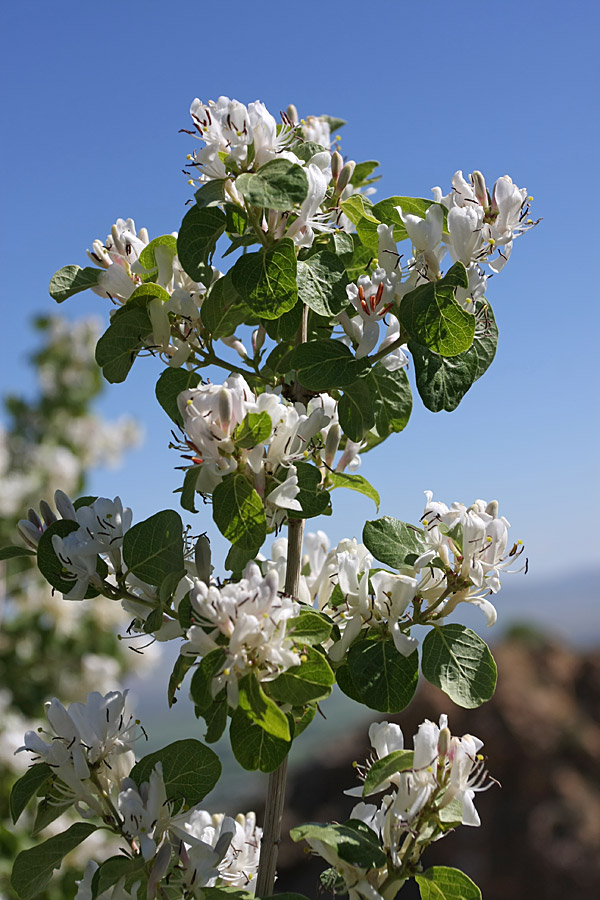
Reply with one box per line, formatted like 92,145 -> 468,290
286,158 -> 332,248
51,530 -> 103,601
396,204 -> 444,282
173,810 -> 262,891
118,763 -> 171,860
376,320 -> 409,372
18,691 -> 139,814
76,496 -> 132,568
341,269 -> 397,358
181,563 -> 300,706
87,218 -> 149,304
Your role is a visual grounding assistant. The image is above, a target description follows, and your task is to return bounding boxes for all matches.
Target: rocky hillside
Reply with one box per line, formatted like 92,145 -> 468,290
273,633 -> 600,900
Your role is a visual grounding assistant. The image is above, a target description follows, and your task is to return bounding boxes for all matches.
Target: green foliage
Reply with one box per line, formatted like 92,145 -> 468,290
415,866 -> 482,900
363,516 -> 428,569
364,366 -> 412,445
234,412 -> 273,448
177,205 -> 227,281
11,823 -> 97,900
399,263 -> 475,357
327,472 -> 380,510
212,475 -> 266,551
268,646 -> 334,705
9,764 -> 52,825
155,367 -> 201,426
95,305 -> 152,384
362,750 -> 415,796
91,856 -> 145,899
137,235 -> 177,275
0,546 -> 35,560
287,462 -> 331,519
195,180 -> 228,208
339,378 -> 376,441
297,250 -> 349,317
421,625 -> 497,708
410,300 -> 498,412
343,639 -> 419,712
130,739 -> 221,812
290,821 -> 386,869
229,706 -> 292,772
287,608 -> 333,645
37,520 -> 105,598
291,340 -> 362,391
202,274 -> 253,338
122,509 -> 184,586
231,239 -> 298,319
236,158 -> 308,211
238,675 -> 291,740
49,265 -> 100,302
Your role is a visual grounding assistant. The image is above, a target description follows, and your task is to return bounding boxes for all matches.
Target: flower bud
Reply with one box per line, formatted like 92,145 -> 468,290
286,104 -> 299,125
325,423 -> 342,468
471,170 -> 488,208
217,388 -> 233,432
485,500 -> 499,518
252,324 -> 266,354
194,533 -> 212,586
331,150 -> 343,182
336,160 -> 356,194
438,726 -> 451,757
54,490 -> 77,521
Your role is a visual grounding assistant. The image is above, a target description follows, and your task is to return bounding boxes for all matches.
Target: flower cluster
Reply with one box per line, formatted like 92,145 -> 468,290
301,717 -> 494,900
177,374 -> 360,526
182,562 -> 301,706
18,692 -> 262,898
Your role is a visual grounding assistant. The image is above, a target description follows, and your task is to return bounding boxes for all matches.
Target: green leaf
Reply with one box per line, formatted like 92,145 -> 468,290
238,675 -> 291,740
49,265 -> 100,302
0,545 -> 35,560
287,608 -> 333,645
330,231 -> 355,259
351,161 -> 380,187
225,542 -> 257,574
409,299 -> 498,412
288,461 -> 331,520
297,250 -> 350,318
399,263 -> 475,357
202,275 -> 252,339
10,764 -> 52,825
321,114 -> 347,132
347,639 -> 419,713
327,472 -> 380,510
339,194 -> 377,227
117,282 -> 171,307
362,516 -> 428,569
290,822 -> 386,870
203,699 -> 228,743
416,866 -> 482,900
339,378 -> 376,441
11,822 -> 97,900
212,475 -> 266,551
268,646 -> 334,705
202,889 -> 256,900
37,520 -> 104,598
291,340 -> 360,391
168,654 -> 195,707
336,661 -> 363,703
31,785 -> 68,837
122,509 -> 184,587
233,412 -> 273,448
231,239 -> 297,320
236,158 -> 308,211
421,625 -> 497,709
91,855 -> 146,899
195,179 -> 227,208
362,750 -> 414,797
130,739 -> 221,812
230,706 -> 292,772
365,366 -> 412,443
155,367 -> 201,427
137,235 -> 177,274
262,299 -> 303,341
95,306 -> 152,383
180,467 -> 200,514
190,649 -> 227,713
372,196 -> 443,242
225,203 -> 249,236
177,205 -> 227,281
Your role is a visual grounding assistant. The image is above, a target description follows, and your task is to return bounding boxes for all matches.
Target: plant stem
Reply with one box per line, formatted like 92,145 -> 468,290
255,304 -> 308,897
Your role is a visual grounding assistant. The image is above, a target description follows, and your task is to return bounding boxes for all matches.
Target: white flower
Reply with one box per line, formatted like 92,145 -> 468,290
18,691 -> 139,814
341,270 -> 396,359
118,763 -> 171,860
51,530 -> 103,601
87,219 -> 149,305
181,563 -> 300,706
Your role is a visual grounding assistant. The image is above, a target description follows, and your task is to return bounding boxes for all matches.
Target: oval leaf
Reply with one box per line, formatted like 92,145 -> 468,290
122,509 -> 185,587
362,516 -> 428,569
130,739 -> 221,812
421,625 -> 497,708
49,265 -> 100,302
231,239 -> 297,320
347,639 -> 419,713
416,866 -> 482,900
11,822 -> 97,900
212,475 -> 266,552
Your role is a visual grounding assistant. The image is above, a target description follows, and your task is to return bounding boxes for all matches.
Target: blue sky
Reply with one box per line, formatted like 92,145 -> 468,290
1,0 -> 599,595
